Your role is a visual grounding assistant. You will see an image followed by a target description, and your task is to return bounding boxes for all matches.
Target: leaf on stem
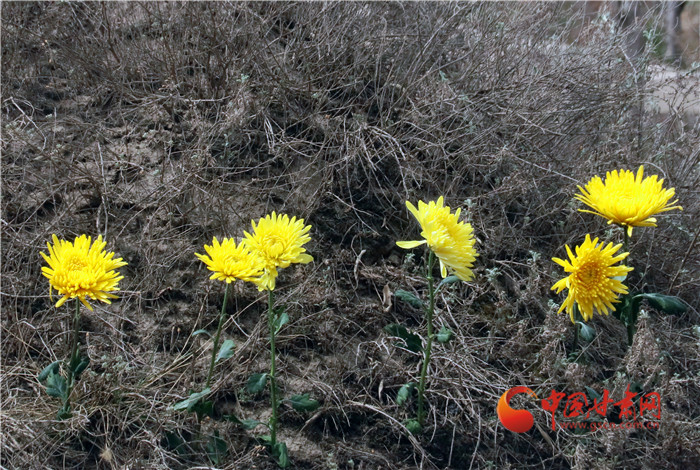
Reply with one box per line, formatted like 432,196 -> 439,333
436,326 -> 453,343
192,329 -> 211,337
614,294 -> 641,325
404,418 -> 422,435
274,311 -> 289,335
246,373 -> 268,394
192,399 -> 214,420
271,441 -> 290,468
636,293 -> 688,316
56,406 -> 72,420
436,275 -> 461,291
576,322 -> 596,342
396,382 -> 415,406
38,361 -> 61,382
215,339 -> 236,363
384,324 -> 422,353
395,290 -> 424,309
45,372 -> 67,399
171,388 -> 211,411
289,393 -> 320,412
73,357 -> 90,378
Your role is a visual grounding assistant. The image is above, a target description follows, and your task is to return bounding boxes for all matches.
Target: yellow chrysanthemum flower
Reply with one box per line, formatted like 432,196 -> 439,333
397,196 -> 478,281
551,234 -> 633,322
41,234 -> 127,311
575,165 -> 682,237
195,237 -> 265,284
244,212 -> 313,291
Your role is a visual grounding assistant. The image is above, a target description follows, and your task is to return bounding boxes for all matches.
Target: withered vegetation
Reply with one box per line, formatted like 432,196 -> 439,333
2,2 -> 699,469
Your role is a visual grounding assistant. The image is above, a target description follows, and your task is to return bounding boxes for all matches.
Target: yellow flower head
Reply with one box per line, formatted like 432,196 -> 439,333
41,234 -> 127,311
397,196 -> 478,281
244,212 -> 313,291
575,165 -> 682,237
195,237 -> 265,284
551,234 -> 633,322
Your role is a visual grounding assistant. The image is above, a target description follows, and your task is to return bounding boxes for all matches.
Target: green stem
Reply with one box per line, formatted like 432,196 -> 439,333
267,288 -> 279,446
417,250 -> 436,428
206,283 -> 230,389
622,227 -> 635,346
62,300 -> 82,415
572,303 -> 581,354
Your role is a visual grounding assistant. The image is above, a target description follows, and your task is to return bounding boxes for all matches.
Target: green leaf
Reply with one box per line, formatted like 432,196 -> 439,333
585,386 -> 602,400
192,329 -> 211,337
436,326 -> 453,343
271,441 -> 290,468
45,371 -> 67,399
215,339 -> 236,363
241,419 -> 266,430
396,382 -> 415,406
612,295 -> 628,320
289,393 -> 320,412
246,373 -> 268,394
73,357 -> 90,378
395,290 -> 424,309
630,381 -> 643,394
191,399 -> 214,420
636,293 -> 687,316
404,418 -> 422,435
38,361 -> 60,382
614,294 -> 642,326
69,353 -> 81,373
171,388 -> 211,411
163,431 -> 187,455
384,324 -> 422,353
576,322 -> 596,342
56,406 -> 72,420
274,311 -> 289,335
436,275 -> 461,291
206,430 -> 227,465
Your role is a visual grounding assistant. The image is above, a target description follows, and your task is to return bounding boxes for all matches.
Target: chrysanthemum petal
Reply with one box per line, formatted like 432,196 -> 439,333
400,197 -> 478,280
575,165 -> 682,236
552,257 -> 571,270
439,260 -> 448,278
296,254 -> 314,264
196,236 -> 265,285
41,234 -> 127,310
244,212 -> 313,291
397,240 -> 426,249
551,234 -> 633,323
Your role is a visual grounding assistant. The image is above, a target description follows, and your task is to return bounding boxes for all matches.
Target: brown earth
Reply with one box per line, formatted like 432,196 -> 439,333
2,3 -> 699,470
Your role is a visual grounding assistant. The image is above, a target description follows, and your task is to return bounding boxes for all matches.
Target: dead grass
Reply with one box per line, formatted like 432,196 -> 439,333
2,2 -> 699,469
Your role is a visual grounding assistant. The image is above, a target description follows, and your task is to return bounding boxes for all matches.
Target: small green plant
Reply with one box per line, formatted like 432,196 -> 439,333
174,214 -> 319,468
242,212 -> 319,467
392,197 -> 478,432
171,236 -> 265,462
38,234 -> 127,419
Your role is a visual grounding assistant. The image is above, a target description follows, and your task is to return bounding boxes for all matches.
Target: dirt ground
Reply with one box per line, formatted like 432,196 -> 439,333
2,3 -> 699,470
